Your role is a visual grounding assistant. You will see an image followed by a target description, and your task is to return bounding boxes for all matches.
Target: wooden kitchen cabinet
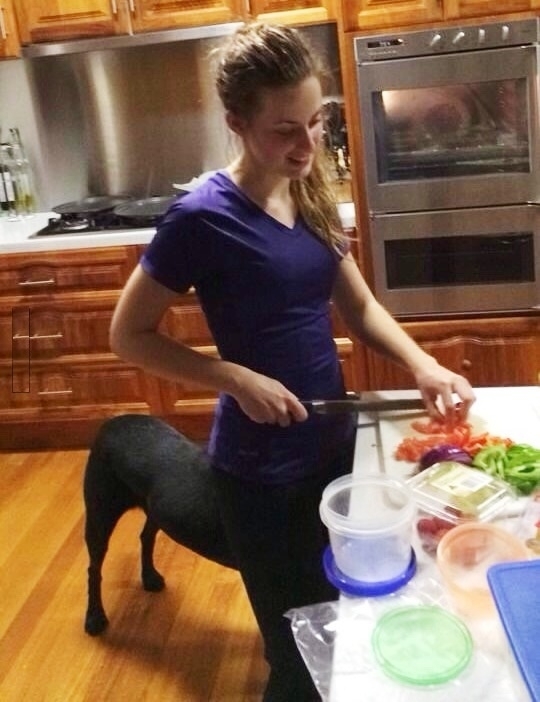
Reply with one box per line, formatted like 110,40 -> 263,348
363,316 -> 540,391
0,245 -> 160,449
15,0 -> 132,44
129,0 -> 243,34
340,0 -> 443,32
124,0 -> 334,33
247,0 -> 336,24
445,0 -> 534,20
0,240 -> 361,448
0,0 -> 21,58
15,0 -> 334,44
340,0 -> 538,31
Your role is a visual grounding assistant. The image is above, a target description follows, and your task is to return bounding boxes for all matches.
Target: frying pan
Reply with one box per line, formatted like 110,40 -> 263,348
53,195 -> 132,215
113,195 -> 177,224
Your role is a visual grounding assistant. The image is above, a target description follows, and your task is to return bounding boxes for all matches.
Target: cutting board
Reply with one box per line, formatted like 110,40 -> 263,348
377,387 -> 540,478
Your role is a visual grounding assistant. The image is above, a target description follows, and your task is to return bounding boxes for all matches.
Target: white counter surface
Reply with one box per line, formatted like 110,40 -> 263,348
326,386 -> 540,702
0,212 -> 155,253
0,201 -> 356,253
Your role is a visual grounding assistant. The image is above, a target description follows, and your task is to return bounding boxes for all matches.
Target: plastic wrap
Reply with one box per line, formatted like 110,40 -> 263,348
287,560 -> 531,702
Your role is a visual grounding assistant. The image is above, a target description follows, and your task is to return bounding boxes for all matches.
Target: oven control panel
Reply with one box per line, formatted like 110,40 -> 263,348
355,18 -> 539,62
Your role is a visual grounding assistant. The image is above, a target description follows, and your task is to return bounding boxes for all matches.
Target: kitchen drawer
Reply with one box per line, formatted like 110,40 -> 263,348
0,246 -> 139,298
2,360 -> 159,415
364,315 -> 540,389
2,295 -> 119,360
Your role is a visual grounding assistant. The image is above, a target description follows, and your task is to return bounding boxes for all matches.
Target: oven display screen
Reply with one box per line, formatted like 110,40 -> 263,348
367,39 -> 403,49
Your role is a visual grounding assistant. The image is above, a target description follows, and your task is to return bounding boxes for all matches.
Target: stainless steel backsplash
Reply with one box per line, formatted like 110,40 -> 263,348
21,22 -> 342,207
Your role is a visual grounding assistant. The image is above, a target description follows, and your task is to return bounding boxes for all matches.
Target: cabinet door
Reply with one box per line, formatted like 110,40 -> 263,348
364,316 -> 540,390
15,0 -> 131,44
341,0 -> 443,31
129,0 -> 244,33
0,0 -> 20,58
248,0 -> 336,24
444,0 -> 533,20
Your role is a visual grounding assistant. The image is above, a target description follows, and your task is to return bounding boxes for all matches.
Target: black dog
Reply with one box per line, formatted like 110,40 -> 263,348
83,414 -> 236,636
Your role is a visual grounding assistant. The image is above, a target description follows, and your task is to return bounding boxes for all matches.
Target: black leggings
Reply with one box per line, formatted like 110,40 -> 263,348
212,439 -> 355,702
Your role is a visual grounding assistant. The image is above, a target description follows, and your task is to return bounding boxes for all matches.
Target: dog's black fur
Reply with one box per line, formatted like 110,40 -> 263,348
83,413 -> 236,636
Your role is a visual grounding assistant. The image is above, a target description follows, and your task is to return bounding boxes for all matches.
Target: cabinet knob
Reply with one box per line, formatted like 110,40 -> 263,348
461,359 -> 472,371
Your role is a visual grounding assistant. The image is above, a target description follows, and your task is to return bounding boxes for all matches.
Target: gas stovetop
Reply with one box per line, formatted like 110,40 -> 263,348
33,214 -> 153,236
32,194 -> 176,236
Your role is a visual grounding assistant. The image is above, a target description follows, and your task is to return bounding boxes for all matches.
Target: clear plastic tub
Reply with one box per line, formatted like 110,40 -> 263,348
320,474 -> 416,584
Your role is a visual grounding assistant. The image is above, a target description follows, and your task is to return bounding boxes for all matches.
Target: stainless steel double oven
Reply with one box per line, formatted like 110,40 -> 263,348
353,18 -> 540,316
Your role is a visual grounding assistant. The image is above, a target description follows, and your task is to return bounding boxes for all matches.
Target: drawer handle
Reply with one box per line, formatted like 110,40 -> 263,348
110,0 -> 118,14
38,389 -> 73,396
128,0 -> 135,12
18,278 -> 56,287
13,332 -> 64,340
0,8 -> 7,40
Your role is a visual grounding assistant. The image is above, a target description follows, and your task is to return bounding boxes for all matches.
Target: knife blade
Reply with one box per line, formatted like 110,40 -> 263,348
302,398 -> 426,414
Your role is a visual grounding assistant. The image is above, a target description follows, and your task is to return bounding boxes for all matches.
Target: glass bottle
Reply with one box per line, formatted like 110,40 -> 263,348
8,128 -> 35,215
0,144 -> 16,217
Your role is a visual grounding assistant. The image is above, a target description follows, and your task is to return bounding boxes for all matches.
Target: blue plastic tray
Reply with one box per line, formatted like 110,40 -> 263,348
487,559 -> 540,702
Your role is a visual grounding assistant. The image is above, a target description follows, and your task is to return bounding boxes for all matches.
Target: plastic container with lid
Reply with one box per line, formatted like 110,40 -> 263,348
437,521 -> 529,617
320,474 -> 416,592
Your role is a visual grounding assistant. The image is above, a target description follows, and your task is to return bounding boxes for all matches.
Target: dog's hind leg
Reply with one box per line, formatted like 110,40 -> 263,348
84,508 -> 123,636
140,516 -> 165,592
83,440 -> 137,636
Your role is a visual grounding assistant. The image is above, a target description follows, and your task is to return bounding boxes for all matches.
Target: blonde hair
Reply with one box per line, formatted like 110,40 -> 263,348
215,22 -> 347,253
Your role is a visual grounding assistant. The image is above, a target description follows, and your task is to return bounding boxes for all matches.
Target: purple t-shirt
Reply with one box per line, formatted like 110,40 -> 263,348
141,171 -> 354,483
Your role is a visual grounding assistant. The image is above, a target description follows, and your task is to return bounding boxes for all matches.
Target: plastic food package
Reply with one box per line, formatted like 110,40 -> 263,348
407,462 -> 515,523
287,559 -> 530,702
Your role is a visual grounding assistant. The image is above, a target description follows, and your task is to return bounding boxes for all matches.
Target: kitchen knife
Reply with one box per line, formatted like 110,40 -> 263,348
302,398 -> 426,414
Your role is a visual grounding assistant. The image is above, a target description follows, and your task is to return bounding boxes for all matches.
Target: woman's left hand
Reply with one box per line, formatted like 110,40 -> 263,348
414,361 -> 476,423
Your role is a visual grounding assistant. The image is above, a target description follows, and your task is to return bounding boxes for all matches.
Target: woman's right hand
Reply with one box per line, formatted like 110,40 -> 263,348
229,366 -> 308,427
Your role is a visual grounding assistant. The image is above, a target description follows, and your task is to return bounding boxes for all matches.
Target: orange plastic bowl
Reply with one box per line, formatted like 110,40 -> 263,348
436,522 -> 529,618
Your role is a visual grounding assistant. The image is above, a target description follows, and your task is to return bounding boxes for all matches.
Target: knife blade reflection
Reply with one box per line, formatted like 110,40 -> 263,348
303,398 -> 426,414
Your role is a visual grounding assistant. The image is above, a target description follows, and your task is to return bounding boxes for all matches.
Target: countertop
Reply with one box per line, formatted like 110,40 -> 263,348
351,386 -> 540,478
327,386 -> 540,702
0,201 -> 356,254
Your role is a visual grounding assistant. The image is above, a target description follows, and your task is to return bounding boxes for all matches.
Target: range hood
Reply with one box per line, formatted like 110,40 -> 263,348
22,21 -> 342,208
22,22 -> 243,58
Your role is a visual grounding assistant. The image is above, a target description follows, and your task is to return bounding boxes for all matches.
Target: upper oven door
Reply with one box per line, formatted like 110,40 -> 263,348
356,45 -> 539,213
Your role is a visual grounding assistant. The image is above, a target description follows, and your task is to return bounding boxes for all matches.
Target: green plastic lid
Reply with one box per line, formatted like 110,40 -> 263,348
371,605 -> 473,686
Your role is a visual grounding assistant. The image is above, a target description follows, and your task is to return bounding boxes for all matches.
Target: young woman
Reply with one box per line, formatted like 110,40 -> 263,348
110,23 -> 475,701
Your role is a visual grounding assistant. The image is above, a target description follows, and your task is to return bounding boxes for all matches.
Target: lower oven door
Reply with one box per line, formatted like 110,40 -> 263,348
370,204 -> 540,316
